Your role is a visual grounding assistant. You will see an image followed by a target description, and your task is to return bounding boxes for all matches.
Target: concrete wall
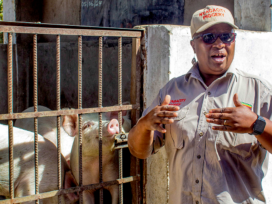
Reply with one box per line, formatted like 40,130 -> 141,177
81,0 -> 185,28
36,40 -> 132,110
234,0 -> 271,31
3,0 -> 16,22
0,39 -> 132,122
43,0 -> 81,25
141,25 -> 171,204
141,25 -> 272,203
3,0 -> 16,44
183,0 -> 234,26
0,44 -> 31,124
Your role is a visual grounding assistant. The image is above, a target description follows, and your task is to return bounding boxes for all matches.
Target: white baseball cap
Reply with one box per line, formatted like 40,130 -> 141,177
190,5 -> 238,37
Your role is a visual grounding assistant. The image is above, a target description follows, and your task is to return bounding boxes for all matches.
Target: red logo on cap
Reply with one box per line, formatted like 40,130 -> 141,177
199,8 -> 226,20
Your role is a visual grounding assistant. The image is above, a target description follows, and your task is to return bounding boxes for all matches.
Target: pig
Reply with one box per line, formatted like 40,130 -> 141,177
103,101 -> 131,133
62,113 -> 122,204
15,106 -> 75,165
0,124 -> 78,204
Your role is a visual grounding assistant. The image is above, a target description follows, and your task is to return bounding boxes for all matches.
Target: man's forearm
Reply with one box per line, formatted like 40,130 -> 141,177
128,119 -> 154,159
256,117 -> 272,153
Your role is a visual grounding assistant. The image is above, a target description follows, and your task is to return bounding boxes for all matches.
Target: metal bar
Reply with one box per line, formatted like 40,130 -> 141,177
118,37 -> 123,204
0,21 -> 144,32
0,26 -> 142,38
33,34 -> 39,204
0,104 -> 139,120
98,36 -> 103,204
7,32 -> 14,201
131,37 -> 142,204
0,176 -> 140,204
56,35 -> 62,204
78,35 -> 83,204
114,144 -> 128,150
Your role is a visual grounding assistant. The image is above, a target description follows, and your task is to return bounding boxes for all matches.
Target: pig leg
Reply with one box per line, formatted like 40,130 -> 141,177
83,190 -> 95,204
64,171 -> 79,202
108,185 -> 119,204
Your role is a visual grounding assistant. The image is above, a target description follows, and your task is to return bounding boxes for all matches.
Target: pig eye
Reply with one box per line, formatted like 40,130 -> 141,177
82,121 -> 94,131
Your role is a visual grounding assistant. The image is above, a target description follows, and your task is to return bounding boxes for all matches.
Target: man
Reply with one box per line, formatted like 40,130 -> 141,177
128,5 -> 272,204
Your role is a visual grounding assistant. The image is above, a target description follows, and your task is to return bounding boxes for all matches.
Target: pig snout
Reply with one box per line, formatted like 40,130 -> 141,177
107,119 -> 119,136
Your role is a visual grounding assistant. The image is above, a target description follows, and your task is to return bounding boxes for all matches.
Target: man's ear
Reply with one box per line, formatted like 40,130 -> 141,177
190,40 -> 196,53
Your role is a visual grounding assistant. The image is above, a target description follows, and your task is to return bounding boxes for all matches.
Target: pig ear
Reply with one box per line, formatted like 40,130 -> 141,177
62,114 -> 78,136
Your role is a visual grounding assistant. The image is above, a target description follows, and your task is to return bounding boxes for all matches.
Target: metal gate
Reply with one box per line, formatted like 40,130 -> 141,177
0,22 -> 143,204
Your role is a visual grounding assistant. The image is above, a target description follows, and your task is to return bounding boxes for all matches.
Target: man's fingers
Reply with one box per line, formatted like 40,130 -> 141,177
212,125 -> 235,132
205,113 -> 231,119
153,124 -> 166,133
209,108 -> 233,113
154,117 -> 174,125
161,95 -> 171,106
156,111 -> 178,117
161,105 -> 180,111
206,118 -> 233,126
233,93 -> 243,107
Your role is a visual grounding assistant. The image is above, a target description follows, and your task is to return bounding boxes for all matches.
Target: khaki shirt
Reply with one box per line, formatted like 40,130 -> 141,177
142,63 -> 271,204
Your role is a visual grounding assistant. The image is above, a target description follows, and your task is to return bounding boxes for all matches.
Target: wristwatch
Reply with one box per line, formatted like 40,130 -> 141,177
249,115 -> 266,135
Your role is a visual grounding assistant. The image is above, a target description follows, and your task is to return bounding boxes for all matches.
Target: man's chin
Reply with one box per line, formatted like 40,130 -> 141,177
208,66 -> 228,75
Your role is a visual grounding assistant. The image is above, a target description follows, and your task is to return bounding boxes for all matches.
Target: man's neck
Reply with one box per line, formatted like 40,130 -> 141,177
199,71 -> 225,87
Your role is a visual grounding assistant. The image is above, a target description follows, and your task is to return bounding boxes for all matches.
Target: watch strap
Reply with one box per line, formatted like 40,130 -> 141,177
249,115 -> 266,135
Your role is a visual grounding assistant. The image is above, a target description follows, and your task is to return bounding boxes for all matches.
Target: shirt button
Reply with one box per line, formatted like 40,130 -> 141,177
203,111 -> 207,115
196,179 -> 199,183
196,201 -> 199,204
207,91 -> 211,95
197,155 -> 201,159
199,132 -> 203,136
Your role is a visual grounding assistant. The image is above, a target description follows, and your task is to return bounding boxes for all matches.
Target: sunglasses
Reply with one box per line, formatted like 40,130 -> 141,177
192,33 -> 237,44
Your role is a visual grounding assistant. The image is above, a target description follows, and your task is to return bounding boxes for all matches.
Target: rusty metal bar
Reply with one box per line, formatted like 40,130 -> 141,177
7,32 -> 14,201
118,37 -> 123,204
33,34 -> 39,204
0,26 -> 141,38
56,35 -> 62,204
78,35 -> 83,204
131,37 -> 142,204
0,21 -> 144,32
98,36 -> 103,204
0,104 -> 139,120
0,176 -> 140,204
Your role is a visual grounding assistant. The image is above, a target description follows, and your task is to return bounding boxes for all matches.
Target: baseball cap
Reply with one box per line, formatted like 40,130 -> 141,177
190,5 -> 238,37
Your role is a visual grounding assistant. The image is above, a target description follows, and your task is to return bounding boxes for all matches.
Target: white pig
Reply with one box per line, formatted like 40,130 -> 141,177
62,113 -> 121,204
0,124 -> 78,204
15,106 -> 75,165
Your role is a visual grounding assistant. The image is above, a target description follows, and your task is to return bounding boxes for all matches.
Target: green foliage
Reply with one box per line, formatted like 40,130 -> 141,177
0,0 -> 3,43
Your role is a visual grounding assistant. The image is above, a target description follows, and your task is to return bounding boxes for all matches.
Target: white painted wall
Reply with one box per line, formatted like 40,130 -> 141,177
141,25 -> 272,203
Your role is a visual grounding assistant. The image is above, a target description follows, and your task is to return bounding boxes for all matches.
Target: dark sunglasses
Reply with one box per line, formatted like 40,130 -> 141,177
192,33 -> 237,44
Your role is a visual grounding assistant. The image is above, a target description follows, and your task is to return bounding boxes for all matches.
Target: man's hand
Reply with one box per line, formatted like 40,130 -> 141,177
139,95 -> 180,133
206,93 -> 258,133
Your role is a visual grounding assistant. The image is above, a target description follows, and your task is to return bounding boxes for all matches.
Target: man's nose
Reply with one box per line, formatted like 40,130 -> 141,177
212,37 -> 225,48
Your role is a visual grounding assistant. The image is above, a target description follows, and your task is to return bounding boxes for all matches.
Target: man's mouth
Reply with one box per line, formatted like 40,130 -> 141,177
211,54 -> 226,63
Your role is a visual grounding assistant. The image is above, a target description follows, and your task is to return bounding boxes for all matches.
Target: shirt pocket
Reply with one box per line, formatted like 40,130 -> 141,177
216,131 -> 258,159
170,107 -> 189,149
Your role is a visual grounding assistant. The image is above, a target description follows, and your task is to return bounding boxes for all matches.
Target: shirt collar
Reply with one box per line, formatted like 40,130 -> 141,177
185,62 -> 238,82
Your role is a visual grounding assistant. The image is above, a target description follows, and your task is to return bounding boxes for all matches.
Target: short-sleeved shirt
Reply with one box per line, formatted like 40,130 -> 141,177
142,63 -> 272,204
